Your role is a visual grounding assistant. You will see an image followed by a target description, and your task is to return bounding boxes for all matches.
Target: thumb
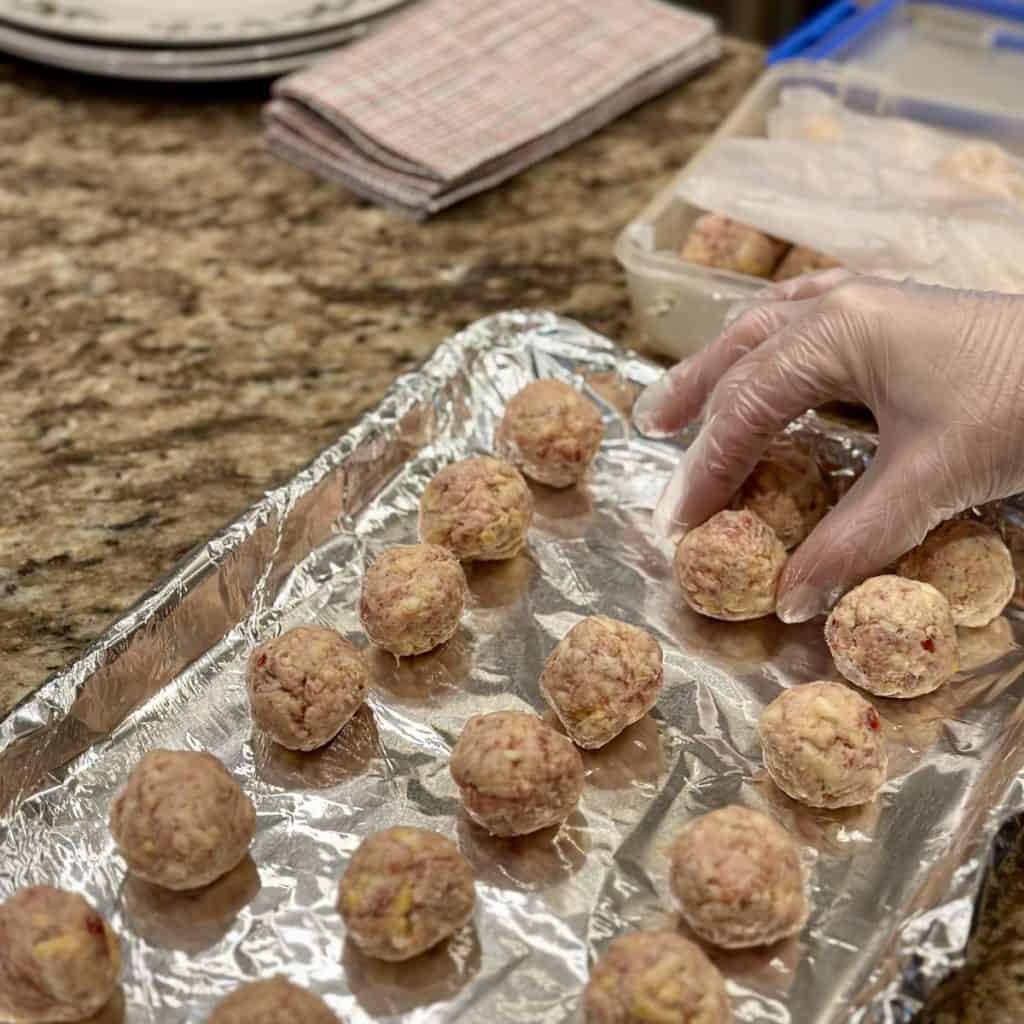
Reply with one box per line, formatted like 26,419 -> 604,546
776,453 -> 954,623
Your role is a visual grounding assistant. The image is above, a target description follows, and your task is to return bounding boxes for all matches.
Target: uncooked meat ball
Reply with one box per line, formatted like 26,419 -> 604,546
758,681 -> 888,808
207,977 -> 339,1024
450,710 -> 584,837
0,886 -> 121,1023
680,212 -> 786,278
669,806 -> 807,948
360,544 -> 466,657
496,379 -> 604,488
734,440 -> 829,549
898,519 -> 1015,628
772,245 -> 841,282
419,456 -> 533,561
338,826 -> 475,962
539,615 -> 663,749
110,750 -> 256,891
825,575 -> 959,698
674,509 -> 788,621
248,626 -> 368,751
583,930 -> 730,1024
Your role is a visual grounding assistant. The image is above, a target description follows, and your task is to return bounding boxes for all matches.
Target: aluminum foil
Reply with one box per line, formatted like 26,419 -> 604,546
2,310 -> 1024,1024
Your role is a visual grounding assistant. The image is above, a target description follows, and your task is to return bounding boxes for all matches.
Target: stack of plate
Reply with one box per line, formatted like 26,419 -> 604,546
0,0 -> 410,81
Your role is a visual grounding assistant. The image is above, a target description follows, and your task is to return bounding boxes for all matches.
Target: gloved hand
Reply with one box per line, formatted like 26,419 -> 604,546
633,271 -> 1024,622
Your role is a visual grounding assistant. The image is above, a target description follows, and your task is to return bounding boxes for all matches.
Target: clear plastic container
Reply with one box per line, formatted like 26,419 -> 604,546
617,54 -> 1024,360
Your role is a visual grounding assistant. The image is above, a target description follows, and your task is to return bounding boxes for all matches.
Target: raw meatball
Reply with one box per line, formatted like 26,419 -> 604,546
450,710 -> 584,837
734,440 -> 829,549
207,977 -> 339,1024
583,930 -> 730,1024
669,806 -> 807,948
680,212 -> 786,278
338,826 -> 475,961
825,575 -> 959,698
110,750 -> 256,891
898,519 -> 1015,628
360,544 -> 466,657
758,681 -> 888,808
248,626 -> 368,751
539,616 -> 663,749
0,886 -> 121,1023
772,245 -> 841,282
419,456 -> 533,561
674,509 -> 788,621
496,379 -> 604,488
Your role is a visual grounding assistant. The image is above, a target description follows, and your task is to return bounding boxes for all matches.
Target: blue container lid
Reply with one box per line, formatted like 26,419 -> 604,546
768,1 -> 1024,117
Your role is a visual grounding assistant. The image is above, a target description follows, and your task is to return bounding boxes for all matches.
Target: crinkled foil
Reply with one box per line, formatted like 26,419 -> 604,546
2,311 -> 1024,1024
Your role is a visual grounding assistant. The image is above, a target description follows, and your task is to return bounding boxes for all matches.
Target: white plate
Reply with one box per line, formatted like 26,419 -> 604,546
0,19 -> 348,78
0,0 -> 408,44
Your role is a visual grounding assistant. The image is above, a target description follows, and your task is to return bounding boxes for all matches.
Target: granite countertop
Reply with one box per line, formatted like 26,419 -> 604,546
0,37 -> 1020,1023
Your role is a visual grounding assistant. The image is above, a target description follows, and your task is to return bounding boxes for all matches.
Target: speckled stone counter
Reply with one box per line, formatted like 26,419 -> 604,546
0,37 -> 1019,1023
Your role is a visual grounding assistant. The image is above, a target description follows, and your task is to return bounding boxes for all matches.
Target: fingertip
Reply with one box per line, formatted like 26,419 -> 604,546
652,457 -> 691,539
632,361 -> 692,437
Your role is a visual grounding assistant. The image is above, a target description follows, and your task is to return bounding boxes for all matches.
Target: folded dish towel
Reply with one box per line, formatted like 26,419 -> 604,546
264,0 -> 718,217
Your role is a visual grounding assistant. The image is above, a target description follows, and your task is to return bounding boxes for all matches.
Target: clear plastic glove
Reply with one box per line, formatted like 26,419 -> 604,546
633,271 -> 1024,622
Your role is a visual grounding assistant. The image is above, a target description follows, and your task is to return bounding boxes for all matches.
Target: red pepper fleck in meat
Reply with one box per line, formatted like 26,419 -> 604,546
257,653 -> 267,667
921,637 -> 935,653
865,708 -> 881,731
85,913 -> 104,936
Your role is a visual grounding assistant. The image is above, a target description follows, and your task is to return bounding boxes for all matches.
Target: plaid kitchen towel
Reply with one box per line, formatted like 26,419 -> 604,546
264,0 -> 718,217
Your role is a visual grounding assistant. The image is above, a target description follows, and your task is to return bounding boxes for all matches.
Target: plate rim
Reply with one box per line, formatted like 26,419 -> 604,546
0,0 -> 408,45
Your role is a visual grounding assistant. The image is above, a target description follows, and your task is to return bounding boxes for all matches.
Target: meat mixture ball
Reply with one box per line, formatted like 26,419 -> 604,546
759,681 -> 888,808
248,626 -> 368,751
674,509 -> 788,621
207,977 -> 339,1024
419,456 -> 533,561
496,379 -> 604,488
539,615 -> 663,749
0,886 -> 121,1023
734,439 -> 829,549
669,806 -> 807,948
680,212 -> 787,278
338,826 -> 475,961
360,544 -> 466,657
898,519 -> 1015,628
450,710 -> 584,837
110,750 -> 256,891
772,245 -> 841,282
583,930 -> 730,1024
825,576 -> 959,698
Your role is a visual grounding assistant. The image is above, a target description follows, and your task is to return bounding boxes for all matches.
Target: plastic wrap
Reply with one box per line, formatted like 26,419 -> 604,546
677,86 -> 1024,292
1,311 -> 1024,1023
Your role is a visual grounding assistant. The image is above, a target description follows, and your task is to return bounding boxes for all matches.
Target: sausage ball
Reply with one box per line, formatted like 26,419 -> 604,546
825,576 -> 959,698
338,826 -> 475,962
247,626 -> 368,751
674,509 -> 788,621
734,440 -> 829,549
109,750 -> 256,891
772,245 -> 841,282
680,212 -> 786,278
669,806 -> 807,948
496,379 -> 604,488
419,456 -> 533,561
0,886 -> 121,1023
207,977 -> 339,1024
583,930 -> 730,1024
539,616 -> 664,749
450,710 -> 584,837
898,519 -> 1015,628
758,681 -> 888,808
360,544 -> 466,657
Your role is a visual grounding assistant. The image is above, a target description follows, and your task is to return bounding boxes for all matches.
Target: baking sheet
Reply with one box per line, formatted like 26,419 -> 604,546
2,310 -> 1024,1024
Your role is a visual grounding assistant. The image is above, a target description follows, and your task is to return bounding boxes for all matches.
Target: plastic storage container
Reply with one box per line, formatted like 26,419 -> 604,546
617,0 -> 1024,360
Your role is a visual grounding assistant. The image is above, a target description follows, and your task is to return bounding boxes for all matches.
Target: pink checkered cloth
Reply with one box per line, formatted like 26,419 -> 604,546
264,0 -> 718,217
